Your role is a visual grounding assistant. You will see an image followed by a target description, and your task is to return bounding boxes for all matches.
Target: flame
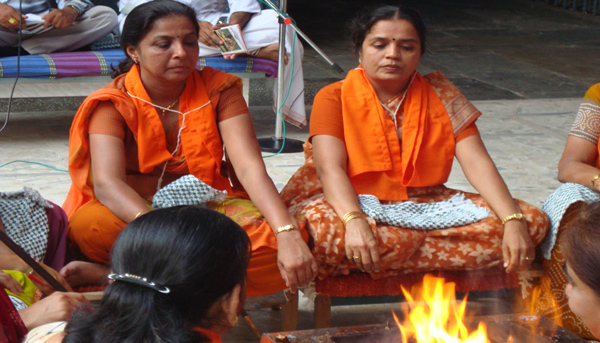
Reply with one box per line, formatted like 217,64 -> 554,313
393,274 -> 489,343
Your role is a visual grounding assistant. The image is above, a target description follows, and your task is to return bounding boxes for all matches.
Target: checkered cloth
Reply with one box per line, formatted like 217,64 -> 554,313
0,188 -> 51,261
358,193 -> 491,230
539,182 -> 600,259
151,175 -> 227,209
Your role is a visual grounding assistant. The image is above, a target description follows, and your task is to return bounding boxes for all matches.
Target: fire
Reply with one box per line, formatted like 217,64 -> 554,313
393,274 -> 489,343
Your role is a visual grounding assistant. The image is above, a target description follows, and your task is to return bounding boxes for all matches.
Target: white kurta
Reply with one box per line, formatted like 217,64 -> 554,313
117,0 -> 306,127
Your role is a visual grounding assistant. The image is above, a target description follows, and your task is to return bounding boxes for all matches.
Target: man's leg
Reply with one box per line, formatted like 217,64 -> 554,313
21,6 -> 117,54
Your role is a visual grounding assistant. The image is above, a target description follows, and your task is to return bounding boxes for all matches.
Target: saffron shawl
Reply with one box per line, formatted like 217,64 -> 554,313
341,67 -> 455,201
63,65 -> 242,217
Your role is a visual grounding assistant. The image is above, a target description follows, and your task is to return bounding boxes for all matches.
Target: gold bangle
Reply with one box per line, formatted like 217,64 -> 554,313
591,173 -> 600,188
501,213 -> 525,225
275,224 -> 297,235
341,211 -> 366,226
134,211 -> 146,219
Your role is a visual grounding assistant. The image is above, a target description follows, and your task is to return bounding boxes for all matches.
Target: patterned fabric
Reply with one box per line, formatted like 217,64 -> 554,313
523,201 -> 596,340
0,187 -> 51,261
358,193 -> 491,230
281,150 -> 549,280
539,183 -> 600,259
425,71 -> 482,135
0,49 -> 278,79
569,101 -> 600,145
151,175 -> 227,209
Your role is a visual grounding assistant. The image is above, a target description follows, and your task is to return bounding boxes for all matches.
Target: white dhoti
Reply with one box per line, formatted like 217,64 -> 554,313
198,10 -> 306,127
0,6 -> 117,55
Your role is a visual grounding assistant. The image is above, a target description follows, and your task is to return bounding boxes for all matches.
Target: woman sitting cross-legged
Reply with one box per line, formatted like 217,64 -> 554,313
523,83 -> 600,339
280,5 -> 549,281
24,206 -> 251,343
60,0 -> 316,295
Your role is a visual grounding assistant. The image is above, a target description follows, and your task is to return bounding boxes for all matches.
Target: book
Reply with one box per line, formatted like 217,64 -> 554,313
213,24 -> 247,55
21,13 -> 52,35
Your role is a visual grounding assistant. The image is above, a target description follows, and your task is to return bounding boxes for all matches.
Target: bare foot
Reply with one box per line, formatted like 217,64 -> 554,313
255,43 -> 288,64
59,261 -> 110,288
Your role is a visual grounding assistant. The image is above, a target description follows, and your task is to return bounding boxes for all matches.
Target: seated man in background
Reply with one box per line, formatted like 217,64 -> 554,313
118,0 -> 307,127
0,0 -> 117,56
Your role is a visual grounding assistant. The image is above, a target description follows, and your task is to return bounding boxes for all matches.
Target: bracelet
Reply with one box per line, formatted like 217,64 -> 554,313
134,211 -> 146,220
274,224 -> 297,236
591,173 -> 600,188
501,213 -> 525,225
341,211 -> 366,226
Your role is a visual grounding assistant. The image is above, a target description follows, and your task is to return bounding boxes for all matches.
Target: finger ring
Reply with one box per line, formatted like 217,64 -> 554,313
521,256 -> 533,261
8,18 -> 17,25
353,255 -> 361,262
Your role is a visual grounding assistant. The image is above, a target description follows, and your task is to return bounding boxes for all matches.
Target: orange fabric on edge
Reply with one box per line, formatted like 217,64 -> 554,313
340,68 -> 455,201
63,65 -> 243,217
67,199 -> 126,264
192,328 -> 222,343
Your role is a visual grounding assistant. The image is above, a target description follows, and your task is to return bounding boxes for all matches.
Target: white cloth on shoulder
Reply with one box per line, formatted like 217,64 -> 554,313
151,175 -> 227,209
358,193 -> 491,230
539,182 -> 600,259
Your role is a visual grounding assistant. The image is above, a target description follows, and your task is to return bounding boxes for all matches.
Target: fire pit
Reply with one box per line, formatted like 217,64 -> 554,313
262,275 -> 587,343
260,314 -> 587,343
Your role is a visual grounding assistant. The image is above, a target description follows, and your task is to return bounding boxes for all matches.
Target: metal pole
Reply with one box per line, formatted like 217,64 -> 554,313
274,0 -> 287,140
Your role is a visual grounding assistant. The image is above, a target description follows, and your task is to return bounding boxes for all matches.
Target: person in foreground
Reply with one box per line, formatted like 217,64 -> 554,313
281,5 -> 549,281
61,0 -> 315,296
561,201 -> 600,340
523,83 -> 600,339
23,206 -> 249,343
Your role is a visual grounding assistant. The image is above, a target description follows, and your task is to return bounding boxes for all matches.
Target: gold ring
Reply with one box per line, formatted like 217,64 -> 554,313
353,255 -> 361,262
8,18 -> 17,25
521,256 -> 533,261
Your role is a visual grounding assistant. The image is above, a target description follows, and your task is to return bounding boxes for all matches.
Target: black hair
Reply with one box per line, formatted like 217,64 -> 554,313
562,201 -> 600,299
63,206 -> 251,343
349,5 -> 427,56
111,0 -> 200,78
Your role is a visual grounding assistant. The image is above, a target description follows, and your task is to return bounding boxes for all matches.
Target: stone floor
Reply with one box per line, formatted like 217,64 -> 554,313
1,0 -> 599,341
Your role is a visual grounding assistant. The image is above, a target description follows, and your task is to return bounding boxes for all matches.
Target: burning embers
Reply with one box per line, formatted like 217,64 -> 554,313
393,274 -> 488,343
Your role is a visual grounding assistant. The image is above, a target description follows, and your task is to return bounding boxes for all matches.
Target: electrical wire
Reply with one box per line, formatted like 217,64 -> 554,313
258,0 -> 298,158
0,0 -> 24,134
0,160 -> 68,172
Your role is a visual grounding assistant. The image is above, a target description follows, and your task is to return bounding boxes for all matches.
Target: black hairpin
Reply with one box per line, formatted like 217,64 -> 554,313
108,273 -> 170,294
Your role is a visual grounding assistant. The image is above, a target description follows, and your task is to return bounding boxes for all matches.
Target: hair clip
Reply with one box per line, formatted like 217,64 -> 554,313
108,273 -> 170,294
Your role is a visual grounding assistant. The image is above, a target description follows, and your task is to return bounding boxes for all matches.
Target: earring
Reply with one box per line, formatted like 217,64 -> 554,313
232,315 -> 239,327
133,57 -> 139,64
358,58 -> 361,64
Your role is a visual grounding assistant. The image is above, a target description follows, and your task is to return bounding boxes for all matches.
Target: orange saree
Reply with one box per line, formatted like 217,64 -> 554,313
281,69 -> 549,281
64,65 -> 289,296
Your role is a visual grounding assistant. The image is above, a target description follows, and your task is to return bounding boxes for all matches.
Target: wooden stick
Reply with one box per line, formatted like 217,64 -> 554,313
0,229 -> 67,292
241,309 -> 261,338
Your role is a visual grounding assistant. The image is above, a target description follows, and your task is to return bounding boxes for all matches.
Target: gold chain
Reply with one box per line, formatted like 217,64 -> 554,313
156,97 -> 179,116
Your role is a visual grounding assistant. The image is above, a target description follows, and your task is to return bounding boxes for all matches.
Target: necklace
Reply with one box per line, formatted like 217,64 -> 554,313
156,97 -> 179,116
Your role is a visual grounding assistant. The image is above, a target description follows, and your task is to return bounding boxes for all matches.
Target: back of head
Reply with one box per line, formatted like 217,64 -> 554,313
349,4 -> 427,56
111,0 -> 200,78
561,201 -> 600,299
63,206 -> 251,343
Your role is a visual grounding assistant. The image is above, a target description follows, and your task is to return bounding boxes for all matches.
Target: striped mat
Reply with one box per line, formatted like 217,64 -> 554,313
0,49 -> 278,79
